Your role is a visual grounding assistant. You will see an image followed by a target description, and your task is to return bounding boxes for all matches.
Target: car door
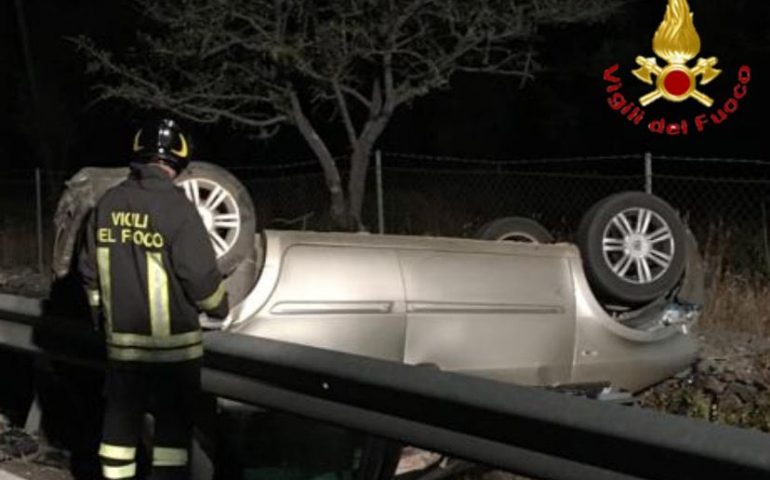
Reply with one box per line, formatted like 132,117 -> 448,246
399,247 -> 575,385
242,244 -> 407,361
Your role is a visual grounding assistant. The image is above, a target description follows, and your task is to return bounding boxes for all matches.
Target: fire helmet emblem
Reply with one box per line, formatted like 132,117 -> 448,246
632,0 -> 721,107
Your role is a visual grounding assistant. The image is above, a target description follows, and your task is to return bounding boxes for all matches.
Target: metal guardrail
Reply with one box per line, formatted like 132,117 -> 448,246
202,332 -> 770,480
2,300 -> 770,480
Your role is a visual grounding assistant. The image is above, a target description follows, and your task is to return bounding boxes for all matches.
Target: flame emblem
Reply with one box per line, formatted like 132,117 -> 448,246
633,0 -> 721,107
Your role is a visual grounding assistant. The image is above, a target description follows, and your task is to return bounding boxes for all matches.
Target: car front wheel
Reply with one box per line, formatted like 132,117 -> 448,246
577,192 -> 687,306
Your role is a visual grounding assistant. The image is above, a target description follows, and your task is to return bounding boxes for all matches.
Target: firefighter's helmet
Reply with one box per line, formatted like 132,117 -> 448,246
132,118 -> 192,172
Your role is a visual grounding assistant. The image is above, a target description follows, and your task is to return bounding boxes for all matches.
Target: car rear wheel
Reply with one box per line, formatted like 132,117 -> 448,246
577,192 -> 686,305
175,162 -> 256,276
475,217 -> 554,243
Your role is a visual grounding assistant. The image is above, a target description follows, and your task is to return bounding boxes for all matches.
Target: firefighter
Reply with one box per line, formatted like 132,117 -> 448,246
78,118 -> 229,480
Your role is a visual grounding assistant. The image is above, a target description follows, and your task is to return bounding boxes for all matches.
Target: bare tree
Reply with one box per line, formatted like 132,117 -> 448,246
74,0 -> 618,229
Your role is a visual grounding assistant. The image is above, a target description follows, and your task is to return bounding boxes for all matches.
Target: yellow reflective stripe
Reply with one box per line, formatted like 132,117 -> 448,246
86,288 -> 101,307
102,462 -> 136,479
108,330 -> 202,349
146,252 -> 170,337
152,446 -> 189,466
97,247 -> 113,331
196,282 -> 226,311
99,443 -> 136,461
108,344 -> 203,363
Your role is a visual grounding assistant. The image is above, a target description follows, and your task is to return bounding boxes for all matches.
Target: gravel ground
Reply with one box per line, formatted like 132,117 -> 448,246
0,461 -> 71,480
0,416 -> 72,480
640,326 -> 770,431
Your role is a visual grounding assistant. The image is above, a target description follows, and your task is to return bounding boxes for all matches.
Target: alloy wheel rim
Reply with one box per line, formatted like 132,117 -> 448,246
497,232 -> 539,243
177,178 -> 241,258
601,208 -> 675,285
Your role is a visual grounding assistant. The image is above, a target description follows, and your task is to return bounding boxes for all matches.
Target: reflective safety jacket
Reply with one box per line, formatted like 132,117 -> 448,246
78,163 -> 229,362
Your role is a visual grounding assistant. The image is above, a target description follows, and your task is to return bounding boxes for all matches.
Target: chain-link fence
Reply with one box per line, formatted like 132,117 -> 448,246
374,153 -> 766,235
367,153 -> 769,277
0,170 -> 70,271
2,153 -> 769,277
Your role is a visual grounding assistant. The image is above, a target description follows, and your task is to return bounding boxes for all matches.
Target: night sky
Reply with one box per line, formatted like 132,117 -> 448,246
2,1 -> 769,174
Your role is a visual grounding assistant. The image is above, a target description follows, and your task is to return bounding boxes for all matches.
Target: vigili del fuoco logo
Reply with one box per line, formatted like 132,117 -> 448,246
603,0 -> 751,136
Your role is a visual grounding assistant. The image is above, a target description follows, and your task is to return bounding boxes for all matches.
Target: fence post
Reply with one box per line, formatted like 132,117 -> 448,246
35,167 -> 44,274
375,150 -> 385,234
762,200 -> 770,276
644,152 -> 653,194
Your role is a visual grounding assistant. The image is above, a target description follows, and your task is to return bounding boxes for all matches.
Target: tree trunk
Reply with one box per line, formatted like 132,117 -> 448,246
347,145 -> 373,230
347,112 -> 391,230
289,90 -> 355,230
325,179 -> 352,230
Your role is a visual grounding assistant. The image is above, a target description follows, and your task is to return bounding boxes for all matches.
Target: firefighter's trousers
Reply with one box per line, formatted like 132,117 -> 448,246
99,359 -> 201,480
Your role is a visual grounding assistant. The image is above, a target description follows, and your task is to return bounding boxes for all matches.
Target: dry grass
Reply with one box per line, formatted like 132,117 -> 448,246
0,226 -> 39,268
0,215 -> 55,270
698,223 -> 770,334
701,273 -> 770,335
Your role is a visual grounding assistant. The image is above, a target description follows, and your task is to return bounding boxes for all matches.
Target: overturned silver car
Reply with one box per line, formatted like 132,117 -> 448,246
53,162 -> 703,394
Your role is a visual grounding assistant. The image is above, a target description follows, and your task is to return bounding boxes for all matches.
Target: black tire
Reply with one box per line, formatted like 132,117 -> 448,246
577,192 -> 686,305
174,162 -> 257,276
475,217 -> 554,243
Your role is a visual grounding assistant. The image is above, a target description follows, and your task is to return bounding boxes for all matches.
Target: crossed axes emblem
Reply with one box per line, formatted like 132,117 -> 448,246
633,56 -> 721,107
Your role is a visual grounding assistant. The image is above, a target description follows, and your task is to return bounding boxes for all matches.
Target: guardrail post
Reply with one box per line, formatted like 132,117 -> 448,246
762,200 -> 770,276
376,150 -> 385,234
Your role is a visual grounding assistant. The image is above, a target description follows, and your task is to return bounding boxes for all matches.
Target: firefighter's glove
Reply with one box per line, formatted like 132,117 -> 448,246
199,312 -> 227,331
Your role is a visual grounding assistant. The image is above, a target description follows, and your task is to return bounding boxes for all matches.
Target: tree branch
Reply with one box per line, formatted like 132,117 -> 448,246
333,79 -> 358,145
74,0 -> 621,226
288,89 -> 340,191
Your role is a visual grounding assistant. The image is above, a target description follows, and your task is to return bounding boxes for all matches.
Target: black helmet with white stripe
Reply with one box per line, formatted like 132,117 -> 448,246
132,118 -> 192,172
